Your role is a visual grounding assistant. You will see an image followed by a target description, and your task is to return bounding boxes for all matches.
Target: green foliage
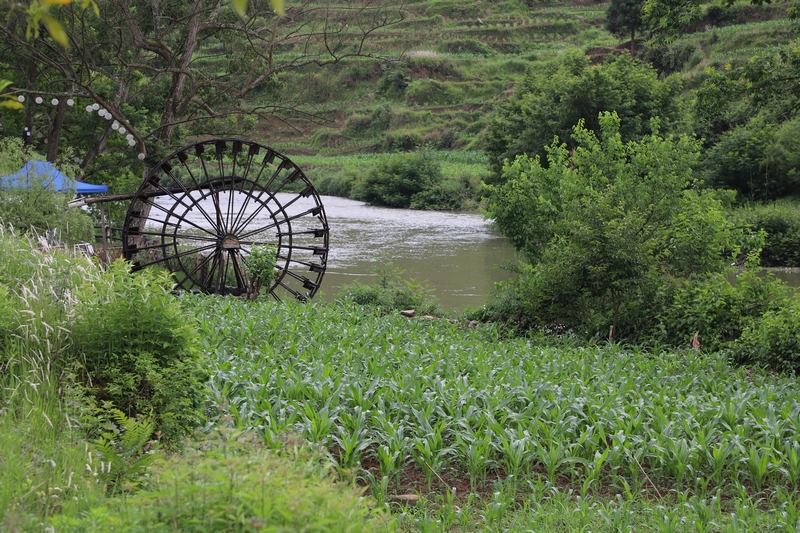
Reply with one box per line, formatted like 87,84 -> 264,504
68,261 -> 208,445
484,52 -> 682,182
244,244 -> 277,299
733,293 -> 800,374
336,263 -> 442,316
695,44 -> 800,201
353,149 -> 442,208
190,295 -> 800,514
485,112 -> 743,338
641,41 -> 701,75
0,138 -> 94,244
92,407 -> 160,494
406,79 -> 465,105
605,0 -> 647,44
730,201 -> 800,267
652,270 -> 790,351
52,429 -> 394,533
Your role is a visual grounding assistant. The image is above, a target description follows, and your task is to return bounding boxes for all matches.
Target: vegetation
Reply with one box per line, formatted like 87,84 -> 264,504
0,137 -> 94,244
484,53 -> 682,182
4,0 -> 800,530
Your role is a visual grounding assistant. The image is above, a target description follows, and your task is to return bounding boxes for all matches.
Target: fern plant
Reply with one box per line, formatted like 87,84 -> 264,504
92,408 -> 160,494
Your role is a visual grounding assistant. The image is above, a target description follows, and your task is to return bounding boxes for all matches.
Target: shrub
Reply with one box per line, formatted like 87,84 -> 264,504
244,244 -> 277,299
337,263 -> 442,316
733,293 -> 800,374
730,202 -> 800,267
651,271 -> 790,351
376,69 -> 409,99
68,261 -> 208,445
353,149 -> 441,208
405,79 -> 464,106
485,113 -> 745,339
51,430 -> 394,533
409,174 -> 473,210
382,132 -> 422,152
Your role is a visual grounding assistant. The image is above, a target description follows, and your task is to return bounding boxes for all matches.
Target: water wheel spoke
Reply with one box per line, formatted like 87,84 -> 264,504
159,166 -> 222,232
138,199 -> 219,239
146,182 -> 221,235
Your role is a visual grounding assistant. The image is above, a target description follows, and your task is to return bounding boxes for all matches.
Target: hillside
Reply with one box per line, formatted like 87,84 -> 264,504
250,0 -> 793,161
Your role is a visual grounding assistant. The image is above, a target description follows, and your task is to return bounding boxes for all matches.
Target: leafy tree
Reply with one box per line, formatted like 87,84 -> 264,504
605,0 -> 648,57
694,44 -> 800,200
484,52 -> 682,183
354,149 -> 442,208
485,112 -> 744,338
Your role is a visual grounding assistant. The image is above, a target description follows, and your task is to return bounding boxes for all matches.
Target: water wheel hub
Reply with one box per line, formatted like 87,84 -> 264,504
221,235 -> 240,250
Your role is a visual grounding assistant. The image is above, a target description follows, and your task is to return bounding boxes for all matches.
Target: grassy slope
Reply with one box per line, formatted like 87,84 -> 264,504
250,0 -> 793,158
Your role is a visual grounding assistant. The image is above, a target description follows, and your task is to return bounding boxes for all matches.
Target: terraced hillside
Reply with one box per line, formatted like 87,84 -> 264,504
249,0 -> 792,162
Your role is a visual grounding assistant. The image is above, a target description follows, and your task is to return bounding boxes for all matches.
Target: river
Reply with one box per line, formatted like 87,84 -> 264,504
318,195 -> 517,311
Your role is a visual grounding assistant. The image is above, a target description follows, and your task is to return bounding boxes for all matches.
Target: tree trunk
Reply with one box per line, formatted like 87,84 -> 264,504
46,96 -> 68,162
630,27 -> 636,58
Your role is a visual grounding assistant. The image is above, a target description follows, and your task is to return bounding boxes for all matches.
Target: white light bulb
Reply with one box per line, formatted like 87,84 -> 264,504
128,139 -> 136,147
137,153 -> 145,160
119,127 -> 126,135
91,103 -> 99,111
111,121 -> 119,130
85,105 -> 93,112
104,112 -> 112,120
51,98 -> 59,106
17,95 -> 24,103
126,134 -> 133,141
35,97 -> 43,104
67,99 -> 74,106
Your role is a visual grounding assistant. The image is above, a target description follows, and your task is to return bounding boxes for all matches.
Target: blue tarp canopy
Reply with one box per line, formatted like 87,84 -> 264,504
0,160 -> 108,194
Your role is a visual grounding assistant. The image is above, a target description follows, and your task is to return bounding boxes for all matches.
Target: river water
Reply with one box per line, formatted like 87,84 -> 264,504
148,192 -> 518,310
318,195 -> 517,311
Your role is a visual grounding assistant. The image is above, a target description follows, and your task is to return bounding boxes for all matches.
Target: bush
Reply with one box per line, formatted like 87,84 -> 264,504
382,132 -> 422,152
651,271 -> 790,351
0,138 -> 95,244
733,293 -> 800,375
51,430 -> 394,533
337,263 -> 442,316
485,113 -> 746,339
405,79 -> 464,106
730,202 -> 800,267
68,261 -> 208,445
641,42 -> 701,75
353,150 -> 441,208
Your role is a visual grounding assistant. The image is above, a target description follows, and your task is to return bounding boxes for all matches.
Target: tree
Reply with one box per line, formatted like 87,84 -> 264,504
484,112 -> 743,338
484,52 -> 682,183
0,0 -> 404,178
693,43 -> 800,201
605,0 -> 648,57
644,0 -> 770,39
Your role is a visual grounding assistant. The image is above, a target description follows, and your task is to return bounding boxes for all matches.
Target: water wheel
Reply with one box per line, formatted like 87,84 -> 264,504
122,139 -> 328,301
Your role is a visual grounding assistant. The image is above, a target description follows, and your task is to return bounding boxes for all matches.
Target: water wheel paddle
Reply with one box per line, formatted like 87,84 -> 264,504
122,139 -> 328,301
